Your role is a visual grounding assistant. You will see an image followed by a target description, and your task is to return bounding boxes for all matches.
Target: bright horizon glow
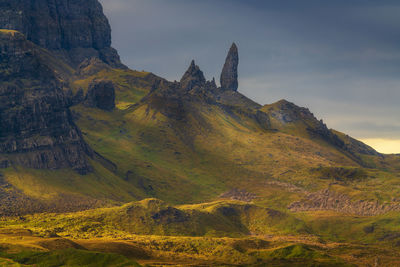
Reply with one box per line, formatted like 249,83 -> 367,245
360,138 -> 400,154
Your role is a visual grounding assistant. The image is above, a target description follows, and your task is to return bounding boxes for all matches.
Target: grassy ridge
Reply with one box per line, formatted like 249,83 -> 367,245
1,197 -> 400,265
1,199 -> 306,239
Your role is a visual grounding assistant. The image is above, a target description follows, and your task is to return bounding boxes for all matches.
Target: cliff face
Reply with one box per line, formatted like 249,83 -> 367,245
0,30 -> 92,174
0,0 -> 124,68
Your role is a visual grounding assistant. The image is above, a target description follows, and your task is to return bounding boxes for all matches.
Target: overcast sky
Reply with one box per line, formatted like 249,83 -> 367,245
100,0 -> 400,153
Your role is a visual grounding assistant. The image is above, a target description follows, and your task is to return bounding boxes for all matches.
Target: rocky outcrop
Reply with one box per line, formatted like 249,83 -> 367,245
84,80 -> 116,111
263,100 -> 347,150
335,132 -> 381,157
140,53 -> 267,132
180,60 -> 206,91
0,0 -> 124,68
264,100 -> 316,125
220,43 -> 239,91
0,30 -> 92,174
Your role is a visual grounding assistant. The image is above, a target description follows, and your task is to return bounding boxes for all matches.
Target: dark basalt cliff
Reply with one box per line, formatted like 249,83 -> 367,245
0,31 -> 92,174
0,0 -> 124,68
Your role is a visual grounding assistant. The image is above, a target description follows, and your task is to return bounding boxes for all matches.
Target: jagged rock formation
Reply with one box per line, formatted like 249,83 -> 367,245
146,60 -> 218,100
263,100 -> 319,125
0,0 -> 124,68
261,99 -> 380,158
180,60 -> 206,91
264,100 -> 338,143
85,80 -> 116,111
143,44 -> 260,113
140,51 -> 267,132
0,30 -> 92,174
220,43 -> 239,91
265,100 -> 343,144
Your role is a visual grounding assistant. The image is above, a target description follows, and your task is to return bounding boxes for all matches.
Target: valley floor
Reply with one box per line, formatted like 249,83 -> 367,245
1,206 -> 400,266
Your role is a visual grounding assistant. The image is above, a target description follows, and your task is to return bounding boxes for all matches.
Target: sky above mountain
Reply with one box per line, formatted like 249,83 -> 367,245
100,0 -> 400,153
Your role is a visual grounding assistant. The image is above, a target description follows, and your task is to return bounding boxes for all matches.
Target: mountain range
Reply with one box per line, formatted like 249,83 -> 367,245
0,1 -> 400,266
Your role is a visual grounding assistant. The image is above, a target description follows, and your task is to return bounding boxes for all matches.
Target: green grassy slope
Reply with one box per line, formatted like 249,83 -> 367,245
1,35 -> 400,265
1,35 -> 397,210
0,249 -> 140,267
0,229 -> 356,266
1,198 -> 306,238
2,59 -> 399,216
68,87 -> 360,204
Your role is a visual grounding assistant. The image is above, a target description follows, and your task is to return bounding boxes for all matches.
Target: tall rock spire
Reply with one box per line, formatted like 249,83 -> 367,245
180,60 -> 206,90
220,43 -> 239,91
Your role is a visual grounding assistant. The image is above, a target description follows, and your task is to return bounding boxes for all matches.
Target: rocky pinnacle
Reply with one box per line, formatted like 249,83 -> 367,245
220,43 -> 239,91
180,60 -> 206,90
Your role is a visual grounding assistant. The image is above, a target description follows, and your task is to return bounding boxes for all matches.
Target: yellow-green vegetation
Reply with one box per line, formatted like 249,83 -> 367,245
0,199 -> 306,239
2,56 -> 400,266
68,97 -> 357,204
2,198 -> 400,265
0,29 -> 20,35
4,60 -> 399,208
0,249 -> 140,267
2,162 -> 144,204
0,258 -> 22,266
0,227 -> 356,266
72,68 -> 153,108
